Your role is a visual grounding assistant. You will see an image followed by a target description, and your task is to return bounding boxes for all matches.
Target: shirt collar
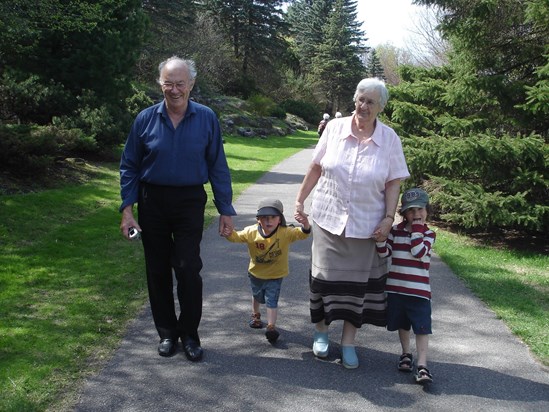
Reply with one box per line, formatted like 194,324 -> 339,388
340,117 -> 385,147
157,99 -> 197,119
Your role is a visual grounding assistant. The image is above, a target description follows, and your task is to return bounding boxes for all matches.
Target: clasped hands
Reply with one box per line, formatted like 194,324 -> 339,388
295,202 -> 394,243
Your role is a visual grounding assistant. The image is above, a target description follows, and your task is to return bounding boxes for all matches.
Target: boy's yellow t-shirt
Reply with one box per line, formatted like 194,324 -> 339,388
226,224 -> 310,279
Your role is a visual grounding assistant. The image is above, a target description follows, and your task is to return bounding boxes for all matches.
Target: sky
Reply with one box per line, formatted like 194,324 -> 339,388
356,0 -> 426,48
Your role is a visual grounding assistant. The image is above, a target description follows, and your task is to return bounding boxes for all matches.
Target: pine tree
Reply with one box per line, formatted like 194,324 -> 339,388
310,0 -> 367,112
0,0 -> 147,129
414,0 -> 549,134
139,0 -> 198,77
205,0 -> 289,96
366,49 -> 386,80
287,0 -> 333,71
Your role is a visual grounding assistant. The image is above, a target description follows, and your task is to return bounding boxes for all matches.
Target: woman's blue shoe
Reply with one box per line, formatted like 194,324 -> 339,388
341,345 -> 359,369
313,332 -> 329,358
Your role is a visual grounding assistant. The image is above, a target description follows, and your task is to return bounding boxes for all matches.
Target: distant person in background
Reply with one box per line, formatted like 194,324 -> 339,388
222,198 -> 310,343
295,77 -> 409,369
119,56 -> 236,361
335,112 -> 342,118
375,188 -> 436,384
317,113 -> 330,137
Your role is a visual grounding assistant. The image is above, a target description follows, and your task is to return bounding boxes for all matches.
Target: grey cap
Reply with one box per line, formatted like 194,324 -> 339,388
256,198 -> 286,226
400,188 -> 429,213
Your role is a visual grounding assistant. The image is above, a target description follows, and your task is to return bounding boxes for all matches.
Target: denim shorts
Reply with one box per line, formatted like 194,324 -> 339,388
386,293 -> 432,335
248,274 -> 283,309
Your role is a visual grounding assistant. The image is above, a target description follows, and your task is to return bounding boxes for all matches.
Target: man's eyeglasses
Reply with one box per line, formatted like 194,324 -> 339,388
161,81 -> 187,90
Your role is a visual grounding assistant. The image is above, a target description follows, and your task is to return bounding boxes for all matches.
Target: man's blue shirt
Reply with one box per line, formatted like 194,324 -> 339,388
120,100 -> 236,216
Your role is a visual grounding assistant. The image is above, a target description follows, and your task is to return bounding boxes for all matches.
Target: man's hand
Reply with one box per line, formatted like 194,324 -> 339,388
219,215 -> 234,237
120,205 -> 140,240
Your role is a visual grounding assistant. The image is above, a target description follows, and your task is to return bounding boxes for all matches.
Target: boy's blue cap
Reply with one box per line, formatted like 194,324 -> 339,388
400,188 -> 429,213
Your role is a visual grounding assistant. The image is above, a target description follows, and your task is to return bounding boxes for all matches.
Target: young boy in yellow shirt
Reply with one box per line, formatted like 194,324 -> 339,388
222,198 -> 311,342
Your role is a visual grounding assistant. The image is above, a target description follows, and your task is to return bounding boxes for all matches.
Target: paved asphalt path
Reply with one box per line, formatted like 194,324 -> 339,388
75,148 -> 549,411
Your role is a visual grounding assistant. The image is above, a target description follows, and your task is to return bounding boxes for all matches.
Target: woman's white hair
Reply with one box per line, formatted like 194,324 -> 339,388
353,78 -> 389,109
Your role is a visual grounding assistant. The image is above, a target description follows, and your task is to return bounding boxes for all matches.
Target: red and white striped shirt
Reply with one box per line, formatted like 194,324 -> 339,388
376,221 -> 436,300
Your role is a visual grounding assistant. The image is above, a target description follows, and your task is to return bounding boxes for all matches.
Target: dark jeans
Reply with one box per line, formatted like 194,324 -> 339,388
138,183 -> 206,344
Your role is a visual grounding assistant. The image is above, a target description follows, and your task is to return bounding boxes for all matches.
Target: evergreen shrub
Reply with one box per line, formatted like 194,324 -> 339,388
246,94 -> 278,117
403,133 -> 548,233
0,71 -> 72,124
280,99 -> 318,124
0,124 -> 96,176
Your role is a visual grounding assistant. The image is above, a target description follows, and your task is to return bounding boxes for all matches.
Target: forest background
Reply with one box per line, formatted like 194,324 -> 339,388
0,0 -> 547,235
0,1 -> 547,410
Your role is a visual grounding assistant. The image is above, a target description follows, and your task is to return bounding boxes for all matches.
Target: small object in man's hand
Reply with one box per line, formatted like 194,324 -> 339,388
128,227 -> 141,241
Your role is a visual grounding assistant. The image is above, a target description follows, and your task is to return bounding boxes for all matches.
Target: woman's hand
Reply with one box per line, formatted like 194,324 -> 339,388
294,201 -> 308,220
294,206 -> 311,230
372,216 -> 393,242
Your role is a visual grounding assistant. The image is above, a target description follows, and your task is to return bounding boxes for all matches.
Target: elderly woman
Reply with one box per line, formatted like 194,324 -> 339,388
294,78 -> 409,369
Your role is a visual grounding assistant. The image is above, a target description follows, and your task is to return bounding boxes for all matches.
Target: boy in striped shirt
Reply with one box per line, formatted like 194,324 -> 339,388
375,188 -> 436,384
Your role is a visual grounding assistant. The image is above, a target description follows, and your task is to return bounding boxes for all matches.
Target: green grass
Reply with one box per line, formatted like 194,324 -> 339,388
433,229 -> 549,366
1,130 -> 547,411
0,131 -> 317,412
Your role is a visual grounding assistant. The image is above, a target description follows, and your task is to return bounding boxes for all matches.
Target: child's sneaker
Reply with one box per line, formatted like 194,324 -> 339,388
249,312 -> 262,328
265,324 -> 280,342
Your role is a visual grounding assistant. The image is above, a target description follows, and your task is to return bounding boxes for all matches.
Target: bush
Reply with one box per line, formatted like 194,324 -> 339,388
0,124 -> 96,176
403,133 -> 548,233
280,99 -> 319,124
269,104 -> 287,119
126,84 -> 155,118
53,89 -> 134,150
245,94 -> 278,117
0,70 -> 73,124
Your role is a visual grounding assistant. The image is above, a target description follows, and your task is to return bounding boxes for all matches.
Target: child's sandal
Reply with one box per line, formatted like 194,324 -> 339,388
249,312 -> 262,328
415,365 -> 433,384
398,353 -> 414,372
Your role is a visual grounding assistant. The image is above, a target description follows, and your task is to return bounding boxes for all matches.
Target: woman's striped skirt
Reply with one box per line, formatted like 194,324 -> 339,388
310,222 -> 388,328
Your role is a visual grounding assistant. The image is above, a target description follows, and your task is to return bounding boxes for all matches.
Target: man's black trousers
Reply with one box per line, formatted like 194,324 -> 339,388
138,183 -> 206,344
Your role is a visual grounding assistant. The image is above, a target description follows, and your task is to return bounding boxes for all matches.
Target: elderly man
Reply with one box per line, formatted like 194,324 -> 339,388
119,56 -> 235,361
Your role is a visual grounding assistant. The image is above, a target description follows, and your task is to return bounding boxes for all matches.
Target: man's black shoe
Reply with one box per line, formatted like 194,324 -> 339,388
182,337 -> 203,361
158,338 -> 176,357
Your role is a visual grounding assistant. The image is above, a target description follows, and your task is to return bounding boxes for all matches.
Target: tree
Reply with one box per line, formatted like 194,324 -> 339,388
404,5 -> 450,67
293,0 -> 366,113
374,44 -> 413,85
204,0 -> 289,97
184,13 -> 241,95
414,0 -> 549,134
138,0 -> 197,81
286,0 -> 333,72
0,0 -> 148,145
365,49 -> 385,80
